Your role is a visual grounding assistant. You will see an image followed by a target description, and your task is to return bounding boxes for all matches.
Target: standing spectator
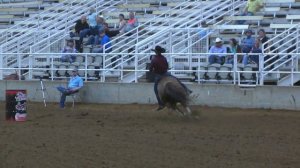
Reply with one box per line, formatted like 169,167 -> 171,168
56,68 -> 83,108
226,38 -> 242,64
60,40 -> 78,63
242,38 -> 262,65
118,14 -> 127,34
198,21 -> 210,38
208,38 -> 227,64
237,0 -> 263,24
258,29 -> 269,50
92,29 -> 112,53
124,12 -> 138,33
241,29 -> 255,53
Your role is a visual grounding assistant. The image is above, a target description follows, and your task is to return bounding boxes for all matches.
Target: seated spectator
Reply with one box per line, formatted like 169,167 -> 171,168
72,16 -> 89,52
241,29 -> 255,53
124,12 -> 138,33
56,68 -> 83,108
71,15 -> 89,38
226,38 -> 242,64
198,21 -> 209,38
60,40 -> 78,63
258,28 -> 269,49
79,8 -> 98,46
237,0 -> 263,24
92,29 -> 112,53
118,14 -> 127,34
208,38 -> 227,64
104,19 -> 120,38
86,16 -> 106,45
242,38 -> 262,65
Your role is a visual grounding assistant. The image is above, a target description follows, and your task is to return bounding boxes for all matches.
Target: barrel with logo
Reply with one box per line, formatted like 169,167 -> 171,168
5,90 -> 27,121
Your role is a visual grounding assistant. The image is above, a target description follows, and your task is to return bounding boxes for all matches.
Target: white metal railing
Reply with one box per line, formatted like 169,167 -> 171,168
261,24 -> 300,83
1,52 -> 299,86
128,0 -> 244,83
0,0 -> 122,68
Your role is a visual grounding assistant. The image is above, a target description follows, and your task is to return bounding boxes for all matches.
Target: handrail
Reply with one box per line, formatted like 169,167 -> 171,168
103,0 -> 213,53
0,0 -> 89,43
1,0 -> 112,52
30,0 -> 121,53
263,24 -> 299,53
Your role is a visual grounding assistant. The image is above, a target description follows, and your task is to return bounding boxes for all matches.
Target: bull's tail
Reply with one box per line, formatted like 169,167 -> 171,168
165,82 -> 188,106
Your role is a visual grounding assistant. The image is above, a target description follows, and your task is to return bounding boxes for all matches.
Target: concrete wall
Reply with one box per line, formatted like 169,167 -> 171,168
1,80 -> 300,110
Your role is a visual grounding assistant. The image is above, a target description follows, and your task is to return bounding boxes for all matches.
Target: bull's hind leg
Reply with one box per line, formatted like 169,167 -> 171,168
175,106 -> 185,116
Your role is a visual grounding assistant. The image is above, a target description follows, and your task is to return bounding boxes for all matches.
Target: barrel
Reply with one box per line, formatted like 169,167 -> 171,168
5,90 -> 27,121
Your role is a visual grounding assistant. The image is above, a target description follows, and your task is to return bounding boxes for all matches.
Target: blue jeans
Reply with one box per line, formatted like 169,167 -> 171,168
209,55 -> 222,64
57,86 -> 78,108
60,55 -> 76,63
242,54 -> 259,65
154,73 -> 190,106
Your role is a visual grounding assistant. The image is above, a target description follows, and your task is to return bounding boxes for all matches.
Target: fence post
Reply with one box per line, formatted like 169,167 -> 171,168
0,47 -> 2,80
233,53 -> 237,85
259,53 -> 264,85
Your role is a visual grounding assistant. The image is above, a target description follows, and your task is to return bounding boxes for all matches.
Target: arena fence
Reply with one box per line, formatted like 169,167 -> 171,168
0,52 -> 299,87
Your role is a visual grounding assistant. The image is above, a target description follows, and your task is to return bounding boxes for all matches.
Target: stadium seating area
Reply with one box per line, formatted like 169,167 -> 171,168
0,0 -> 300,86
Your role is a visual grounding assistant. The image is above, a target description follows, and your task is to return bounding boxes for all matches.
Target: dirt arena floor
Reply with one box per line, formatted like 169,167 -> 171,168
0,102 -> 300,168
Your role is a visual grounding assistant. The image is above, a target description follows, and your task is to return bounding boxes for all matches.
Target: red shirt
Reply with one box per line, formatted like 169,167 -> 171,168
149,54 -> 168,75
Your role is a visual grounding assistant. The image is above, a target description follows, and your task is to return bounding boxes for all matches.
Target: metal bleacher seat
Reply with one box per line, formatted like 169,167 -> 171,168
219,64 -> 232,80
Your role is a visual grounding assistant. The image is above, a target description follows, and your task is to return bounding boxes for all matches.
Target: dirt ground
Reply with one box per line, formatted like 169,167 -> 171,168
0,102 -> 300,168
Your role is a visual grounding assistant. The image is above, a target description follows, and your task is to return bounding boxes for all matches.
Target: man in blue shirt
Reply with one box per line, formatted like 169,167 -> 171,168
209,38 -> 227,64
92,29 -> 112,53
56,68 -> 83,108
241,29 -> 255,53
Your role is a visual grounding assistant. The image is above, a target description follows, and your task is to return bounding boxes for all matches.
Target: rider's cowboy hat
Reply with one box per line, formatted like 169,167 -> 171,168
151,45 -> 166,53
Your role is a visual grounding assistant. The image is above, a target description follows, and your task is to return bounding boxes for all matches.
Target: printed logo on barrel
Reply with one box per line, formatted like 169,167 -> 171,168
5,90 -> 27,122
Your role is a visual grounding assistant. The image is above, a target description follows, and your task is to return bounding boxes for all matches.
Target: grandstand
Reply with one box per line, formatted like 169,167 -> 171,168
0,0 -> 300,87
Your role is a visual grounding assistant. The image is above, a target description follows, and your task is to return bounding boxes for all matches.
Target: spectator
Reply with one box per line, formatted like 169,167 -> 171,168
56,68 -> 83,108
241,29 -> 255,53
198,21 -> 209,38
258,29 -> 269,49
73,16 -> 89,37
118,14 -> 127,34
79,8 -> 98,47
208,38 -> 227,64
72,16 -> 89,52
86,16 -> 106,45
242,38 -> 262,65
124,12 -> 138,33
92,29 -> 112,53
104,19 -> 120,38
60,40 -> 78,63
226,38 -> 242,64
237,0 -> 263,24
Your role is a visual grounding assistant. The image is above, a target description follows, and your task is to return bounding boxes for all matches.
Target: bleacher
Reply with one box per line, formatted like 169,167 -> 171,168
0,0 -> 300,87
0,0 -> 60,30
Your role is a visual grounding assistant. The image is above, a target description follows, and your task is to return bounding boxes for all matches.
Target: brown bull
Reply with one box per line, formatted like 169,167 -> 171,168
157,76 -> 191,116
